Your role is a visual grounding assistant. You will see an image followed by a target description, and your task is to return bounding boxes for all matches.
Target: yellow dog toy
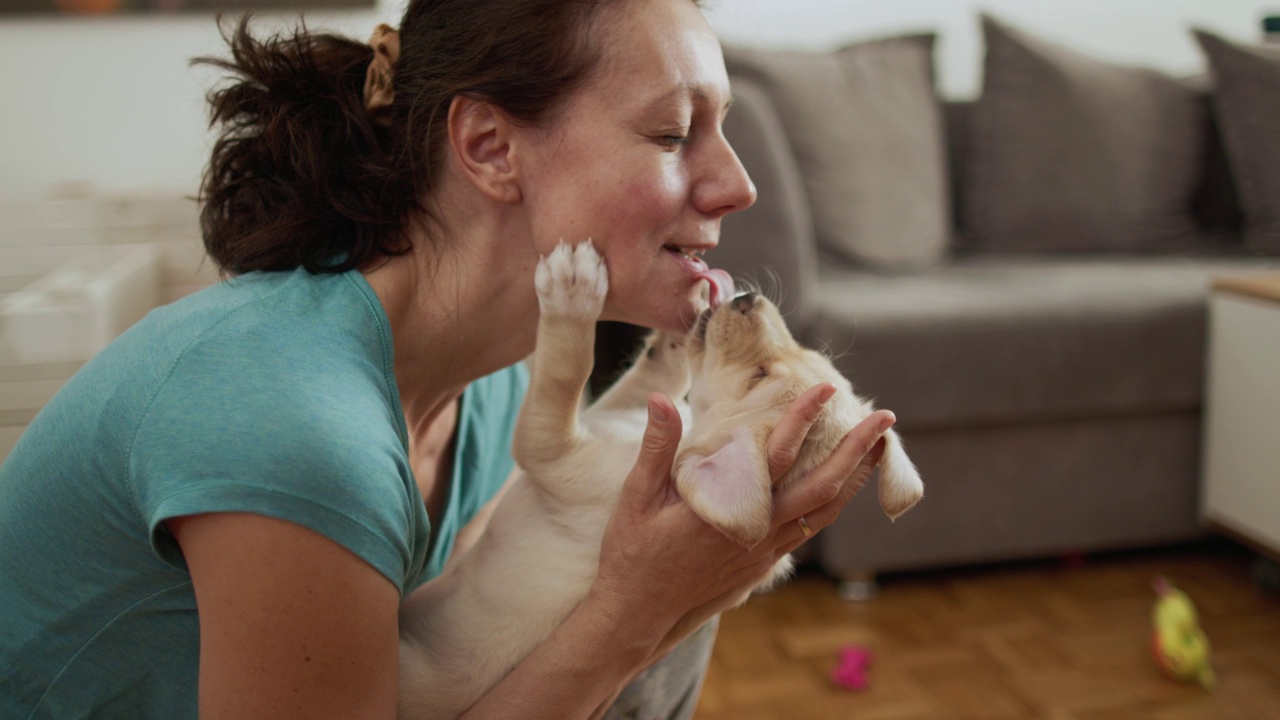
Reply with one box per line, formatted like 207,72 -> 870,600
1151,576 -> 1215,690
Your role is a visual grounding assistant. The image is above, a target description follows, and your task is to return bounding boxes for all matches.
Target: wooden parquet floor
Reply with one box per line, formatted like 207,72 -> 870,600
695,543 -> 1280,720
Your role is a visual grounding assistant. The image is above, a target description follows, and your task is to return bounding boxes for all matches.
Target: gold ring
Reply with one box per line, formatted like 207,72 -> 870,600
798,515 -> 813,538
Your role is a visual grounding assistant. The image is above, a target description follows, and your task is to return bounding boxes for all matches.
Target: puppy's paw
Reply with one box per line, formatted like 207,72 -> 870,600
878,430 -> 924,520
535,240 -> 608,320
755,554 -> 795,595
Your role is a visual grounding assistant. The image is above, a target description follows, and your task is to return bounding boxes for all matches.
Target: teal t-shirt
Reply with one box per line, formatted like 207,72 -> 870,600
0,267 -> 527,719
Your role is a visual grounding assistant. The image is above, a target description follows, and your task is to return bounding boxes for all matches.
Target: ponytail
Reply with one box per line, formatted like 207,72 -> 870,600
194,16 -> 417,275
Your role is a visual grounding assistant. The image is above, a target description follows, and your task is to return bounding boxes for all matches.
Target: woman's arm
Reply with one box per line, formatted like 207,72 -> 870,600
173,508 -> 642,720
169,385 -> 889,720
168,513 -> 401,720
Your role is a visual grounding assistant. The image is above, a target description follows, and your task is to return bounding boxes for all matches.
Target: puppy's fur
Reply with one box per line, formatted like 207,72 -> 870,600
398,242 -> 923,719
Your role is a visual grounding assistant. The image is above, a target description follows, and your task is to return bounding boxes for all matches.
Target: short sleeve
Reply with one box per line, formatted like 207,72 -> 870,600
130,325 -> 426,592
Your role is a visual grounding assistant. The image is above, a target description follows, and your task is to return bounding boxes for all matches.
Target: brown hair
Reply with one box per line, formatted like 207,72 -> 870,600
195,1 -> 626,275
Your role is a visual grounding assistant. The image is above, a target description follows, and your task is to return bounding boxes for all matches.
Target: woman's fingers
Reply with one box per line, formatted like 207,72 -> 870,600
774,410 -> 895,530
616,393 -> 684,512
765,383 -> 837,481
839,435 -> 887,506
770,436 -> 886,554
770,437 -> 886,555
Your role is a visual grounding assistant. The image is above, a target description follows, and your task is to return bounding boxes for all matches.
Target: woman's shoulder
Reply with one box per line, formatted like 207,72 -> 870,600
22,269 -> 396,471
134,270 -> 389,390
127,272 -> 423,586
154,269 -> 386,356
122,268 -> 404,459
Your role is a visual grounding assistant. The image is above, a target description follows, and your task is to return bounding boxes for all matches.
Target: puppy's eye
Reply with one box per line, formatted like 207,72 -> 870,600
746,365 -> 769,389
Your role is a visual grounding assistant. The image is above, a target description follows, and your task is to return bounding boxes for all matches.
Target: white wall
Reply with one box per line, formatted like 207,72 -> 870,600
706,0 -> 1268,95
0,0 -> 1270,197
0,5 -> 398,198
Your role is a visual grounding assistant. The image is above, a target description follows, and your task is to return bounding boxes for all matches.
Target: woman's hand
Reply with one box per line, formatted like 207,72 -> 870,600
768,384 -> 894,558
586,385 -> 894,656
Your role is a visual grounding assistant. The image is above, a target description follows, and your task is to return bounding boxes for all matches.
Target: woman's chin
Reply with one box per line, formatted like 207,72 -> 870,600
601,296 -> 701,334
654,297 -> 707,334
599,274 -> 706,332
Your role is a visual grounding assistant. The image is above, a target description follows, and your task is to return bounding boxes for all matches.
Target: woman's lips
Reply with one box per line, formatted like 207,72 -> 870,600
663,245 -> 710,274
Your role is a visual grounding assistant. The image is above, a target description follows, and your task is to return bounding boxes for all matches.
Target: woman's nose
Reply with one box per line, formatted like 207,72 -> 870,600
695,135 -> 757,219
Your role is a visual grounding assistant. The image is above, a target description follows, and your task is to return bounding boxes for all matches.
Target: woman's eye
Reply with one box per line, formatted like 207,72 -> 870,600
658,133 -> 690,149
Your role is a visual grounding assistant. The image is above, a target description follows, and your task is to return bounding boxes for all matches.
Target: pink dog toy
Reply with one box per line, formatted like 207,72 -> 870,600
831,645 -> 875,690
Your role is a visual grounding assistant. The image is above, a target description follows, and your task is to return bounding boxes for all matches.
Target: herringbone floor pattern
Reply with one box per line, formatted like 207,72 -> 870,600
696,543 -> 1280,720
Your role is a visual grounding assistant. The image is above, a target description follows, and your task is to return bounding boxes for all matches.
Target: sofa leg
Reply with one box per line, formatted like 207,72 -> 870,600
1254,556 -> 1280,595
836,572 -> 880,602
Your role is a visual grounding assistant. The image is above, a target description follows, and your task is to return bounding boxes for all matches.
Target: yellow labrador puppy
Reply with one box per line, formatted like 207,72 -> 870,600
676,280 -> 924,551
397,241 -> 923,719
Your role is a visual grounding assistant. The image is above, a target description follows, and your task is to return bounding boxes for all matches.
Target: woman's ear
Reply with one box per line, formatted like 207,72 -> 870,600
447,95 -> 523,204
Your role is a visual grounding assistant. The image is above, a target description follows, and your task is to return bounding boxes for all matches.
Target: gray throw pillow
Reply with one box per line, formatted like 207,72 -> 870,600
723,35 -> 951,270
965,14 -> 1207,253
1194,30 -> 1280,254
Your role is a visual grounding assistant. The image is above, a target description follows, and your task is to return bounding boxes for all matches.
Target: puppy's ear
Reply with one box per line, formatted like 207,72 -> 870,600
675,429 -> 772,548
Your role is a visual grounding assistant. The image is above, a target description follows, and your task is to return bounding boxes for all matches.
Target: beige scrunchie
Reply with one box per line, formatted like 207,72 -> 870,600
363,24 -> 401,126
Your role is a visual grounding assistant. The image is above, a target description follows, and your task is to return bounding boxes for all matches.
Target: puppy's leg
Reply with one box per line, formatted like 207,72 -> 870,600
513,241 -> 608,473
590,330 -> 692,412
877,428 -> 924,520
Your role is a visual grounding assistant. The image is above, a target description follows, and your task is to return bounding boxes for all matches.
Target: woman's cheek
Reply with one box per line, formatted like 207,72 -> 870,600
622,152 -> 687,212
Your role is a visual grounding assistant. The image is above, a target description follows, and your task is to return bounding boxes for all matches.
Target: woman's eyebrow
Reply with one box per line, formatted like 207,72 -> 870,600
642,84 -> 733,115
640,85 -> 693,112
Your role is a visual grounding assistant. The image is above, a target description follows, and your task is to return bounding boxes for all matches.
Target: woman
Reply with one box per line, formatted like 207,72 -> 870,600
0,0 -> 893,718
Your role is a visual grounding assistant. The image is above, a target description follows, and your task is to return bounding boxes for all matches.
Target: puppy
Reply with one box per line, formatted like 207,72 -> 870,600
676,283 -> 925,551
397,241 -> 923,719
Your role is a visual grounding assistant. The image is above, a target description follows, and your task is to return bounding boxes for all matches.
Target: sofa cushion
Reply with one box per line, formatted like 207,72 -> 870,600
965,14 -> 1209,253
723,36 -> 951,270
714,76 -> 820,334
811,255 -> 1280,428
1194,30 -> 1280,254
817,412 -> 1208,575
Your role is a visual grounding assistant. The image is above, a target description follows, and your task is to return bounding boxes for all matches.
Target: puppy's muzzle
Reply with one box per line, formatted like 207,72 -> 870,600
695,292 -> 760,345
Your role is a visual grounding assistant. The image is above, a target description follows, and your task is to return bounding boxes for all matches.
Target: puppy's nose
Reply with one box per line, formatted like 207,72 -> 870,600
733,292 -> 759,314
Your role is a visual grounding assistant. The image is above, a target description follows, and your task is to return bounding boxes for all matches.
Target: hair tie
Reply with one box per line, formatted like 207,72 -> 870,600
363,24 -> 401,126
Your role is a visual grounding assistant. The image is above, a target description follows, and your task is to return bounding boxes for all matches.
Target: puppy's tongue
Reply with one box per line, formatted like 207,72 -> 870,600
696,269 -> 735,310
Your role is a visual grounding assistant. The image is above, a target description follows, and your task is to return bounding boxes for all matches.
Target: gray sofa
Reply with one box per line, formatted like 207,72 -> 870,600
693,19 -> 1280,588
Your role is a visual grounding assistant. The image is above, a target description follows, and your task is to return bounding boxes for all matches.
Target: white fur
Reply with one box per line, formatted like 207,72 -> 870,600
397,241 -> 923,719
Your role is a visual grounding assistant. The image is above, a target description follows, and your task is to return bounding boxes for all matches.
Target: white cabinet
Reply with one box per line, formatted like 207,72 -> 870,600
1201,273 -> 1280,556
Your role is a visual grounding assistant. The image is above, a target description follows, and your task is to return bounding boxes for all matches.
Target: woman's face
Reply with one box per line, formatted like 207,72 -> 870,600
517,0 -> 756,333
